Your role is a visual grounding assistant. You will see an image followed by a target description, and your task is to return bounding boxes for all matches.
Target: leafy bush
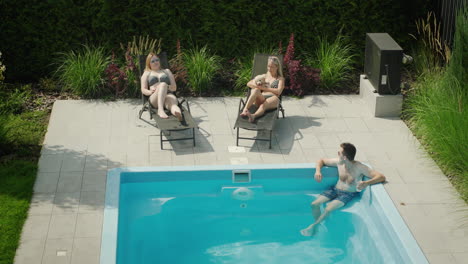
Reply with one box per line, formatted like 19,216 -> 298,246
284,34 -> 320,96
0,0 -> 432,81
304,33 -> 355,90
55,45 -> 110,98
183,46 -> 221,95
0,84 -> 31,114
233,58 -> 253,95
104,52 -> 127,98
169,40 -> 189,94
38,77 -> 58,92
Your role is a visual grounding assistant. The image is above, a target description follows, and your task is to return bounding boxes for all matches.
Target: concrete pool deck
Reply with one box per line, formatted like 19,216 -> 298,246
14,96 -> 468,264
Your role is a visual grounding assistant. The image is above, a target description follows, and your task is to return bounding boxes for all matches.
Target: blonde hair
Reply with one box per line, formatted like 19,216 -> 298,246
267,56 -> 283,78
145,53 -> 165,71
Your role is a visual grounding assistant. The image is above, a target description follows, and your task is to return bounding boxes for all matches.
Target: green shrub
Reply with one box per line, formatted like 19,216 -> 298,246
0,0 -> 432,81
184,46 -> 221,95
404,9 -> 468,201
233,59 -> 253,95
38,77 -> 58,92
305,34 -> 356,90
55,45 -> 110,98
0,84 -> 31,114
405,71 -> 467,197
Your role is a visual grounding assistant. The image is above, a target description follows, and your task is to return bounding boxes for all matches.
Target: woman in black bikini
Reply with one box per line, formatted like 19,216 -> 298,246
240,56 -> 285,123
140,53 -> 182,120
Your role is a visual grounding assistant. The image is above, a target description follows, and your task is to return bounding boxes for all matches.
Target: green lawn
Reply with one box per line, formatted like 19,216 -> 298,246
0,110 -> 47,264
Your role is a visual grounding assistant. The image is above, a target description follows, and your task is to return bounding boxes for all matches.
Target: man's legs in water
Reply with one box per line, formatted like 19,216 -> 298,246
301,199 -> 344,236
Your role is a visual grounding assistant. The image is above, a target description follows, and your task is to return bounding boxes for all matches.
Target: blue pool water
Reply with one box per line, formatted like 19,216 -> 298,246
101,164 -> 428,264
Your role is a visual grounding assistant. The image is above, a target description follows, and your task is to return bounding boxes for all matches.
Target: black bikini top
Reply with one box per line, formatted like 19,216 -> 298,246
148,70 -> 171,86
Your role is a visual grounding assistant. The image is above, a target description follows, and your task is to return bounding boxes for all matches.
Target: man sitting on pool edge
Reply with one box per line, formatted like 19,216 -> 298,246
301,142 -> 386,236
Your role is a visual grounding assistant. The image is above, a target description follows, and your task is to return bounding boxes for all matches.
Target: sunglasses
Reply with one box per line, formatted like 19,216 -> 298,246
150,58 -> 160,63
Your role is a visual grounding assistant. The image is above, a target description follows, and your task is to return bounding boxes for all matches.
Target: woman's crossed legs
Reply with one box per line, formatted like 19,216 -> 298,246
149,83 -> 182,120
240,88 -> 279,122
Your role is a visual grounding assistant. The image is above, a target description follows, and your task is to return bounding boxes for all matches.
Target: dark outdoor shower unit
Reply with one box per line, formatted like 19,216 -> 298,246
364,33 -> 403,95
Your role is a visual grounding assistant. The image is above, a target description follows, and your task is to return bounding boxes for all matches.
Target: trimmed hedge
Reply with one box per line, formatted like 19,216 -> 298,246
0,0 -> 433,82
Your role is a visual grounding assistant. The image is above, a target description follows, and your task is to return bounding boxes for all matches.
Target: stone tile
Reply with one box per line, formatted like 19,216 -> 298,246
194,152 -> 221,166
286,115 -> 317,132
426,253 -> 457,264
302,104 -> 326,118
47,214 -> 77,239
41,238 -> 73,264
38,154 -> 63,173
244,152 -> 264,164
260,152 -> 285,164
282,147 -> 307,163
60,153 -> 85,172
71,238 -> 101,264
344,117 -> 370,132
396,164 -> 447,183
57,172 -> 83,193
21,215 -> 51,240
370,165 -> 404,184
125,155 -> 149,167
275,131 -> 297,150
316,133 -> 341,148
34,172 -> 60,193
297,133 -> 322,149
452,253 -> 468,264
26,96 -> 468,263
41,144 -> 65,155
148,150 -> 172,163
86,136 -> 109,156
337,132 -> 379,149
322,148 -> 339,159
107,153 -> 126,169
83,155 -> 108,171
172,155 -> 195,166
75,213 -> 103,238
81,171 -> 106,192
383,183 -> 417,204
29,193 -> 55,215
14,238 -> 45,264
326,118 -> 350,132
302,148 -> 326,163
211,134 -> 236,147
53,192 -> 81,215
79,191 -> 105,214
406,182 -> 461,204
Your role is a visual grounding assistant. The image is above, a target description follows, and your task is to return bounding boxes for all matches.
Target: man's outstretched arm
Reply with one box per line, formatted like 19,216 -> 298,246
315,158 -> 339,182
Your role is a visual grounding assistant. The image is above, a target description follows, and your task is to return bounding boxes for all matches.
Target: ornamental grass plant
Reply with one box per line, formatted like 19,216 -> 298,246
55,45 -> 110,98
184,46 -> 221,96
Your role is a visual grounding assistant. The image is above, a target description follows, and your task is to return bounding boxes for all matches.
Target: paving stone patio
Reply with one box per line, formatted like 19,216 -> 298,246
14,96 -> 468,264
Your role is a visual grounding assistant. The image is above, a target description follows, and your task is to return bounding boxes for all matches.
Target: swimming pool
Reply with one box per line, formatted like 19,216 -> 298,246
101,164 -> 428,264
